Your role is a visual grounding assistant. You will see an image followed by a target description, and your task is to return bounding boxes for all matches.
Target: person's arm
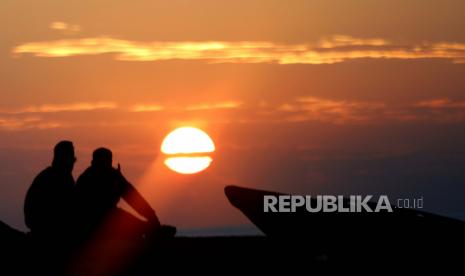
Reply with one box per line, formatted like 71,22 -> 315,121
116,165 -> 161,227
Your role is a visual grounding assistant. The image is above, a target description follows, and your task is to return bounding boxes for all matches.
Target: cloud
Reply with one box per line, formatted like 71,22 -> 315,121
1,97 -> 464,132
274,97 -> 465,124
0,102 -> 118,130
0,116 -> 62,131
126,97 -> 465,125
0,102 -> 117,114
415,98 -> 465,109
186,101 -> 241,111
13,35 -> 465,64
276,97 -> 386,124
130,101 -> 241,112
0,100 -> 243,131
131,104 -> 165,112
318,35 -> 388,48
49,21 -> 81,33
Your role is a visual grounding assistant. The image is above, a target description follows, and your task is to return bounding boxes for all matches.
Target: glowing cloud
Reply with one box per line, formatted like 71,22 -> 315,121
12,36 -> 465,64
0,116 -> 62,131
415,98 -> 465,109
1,98 -> 465,132
275,97 -> 465,124
277,97 -> 386,124
186,101 -> 241,111
49,21 -> 81,33
130,101 -> 241,112
131,104 -> 165,112
0,102 -> 117,114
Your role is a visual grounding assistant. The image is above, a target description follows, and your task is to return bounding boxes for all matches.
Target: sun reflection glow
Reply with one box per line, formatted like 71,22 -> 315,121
164,157 -> 213,174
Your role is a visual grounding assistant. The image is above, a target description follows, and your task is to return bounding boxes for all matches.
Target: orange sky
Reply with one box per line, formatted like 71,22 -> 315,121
1,0 -> 465,232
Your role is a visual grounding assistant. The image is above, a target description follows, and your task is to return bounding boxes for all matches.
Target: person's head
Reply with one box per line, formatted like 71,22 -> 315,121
52,140 -> 76,173
91,147 -> 113,169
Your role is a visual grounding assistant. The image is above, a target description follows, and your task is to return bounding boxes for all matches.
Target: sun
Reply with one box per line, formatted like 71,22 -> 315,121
161,127 -> 215,174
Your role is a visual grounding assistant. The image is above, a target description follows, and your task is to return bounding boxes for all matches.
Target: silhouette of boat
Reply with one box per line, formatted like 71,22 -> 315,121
224,185 -> 465,259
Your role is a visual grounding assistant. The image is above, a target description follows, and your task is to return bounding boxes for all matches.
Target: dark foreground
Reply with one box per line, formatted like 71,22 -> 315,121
2,184 -> 465,274
1,223 -> 465,275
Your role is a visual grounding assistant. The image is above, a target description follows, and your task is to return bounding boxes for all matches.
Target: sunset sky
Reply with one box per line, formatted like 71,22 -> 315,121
1,0 -> 465,233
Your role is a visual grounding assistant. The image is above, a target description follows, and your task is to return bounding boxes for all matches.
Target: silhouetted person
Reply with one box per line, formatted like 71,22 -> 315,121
24,141 -> 76,242
75,147 -> 175,241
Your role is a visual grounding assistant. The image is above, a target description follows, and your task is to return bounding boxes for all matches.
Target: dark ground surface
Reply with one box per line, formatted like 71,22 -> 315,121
1,221 -> 465,275
1,184 -> 464,274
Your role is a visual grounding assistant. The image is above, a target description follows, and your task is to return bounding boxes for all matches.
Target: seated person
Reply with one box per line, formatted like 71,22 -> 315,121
24,141 -> 76,242
75,147 -> 175,241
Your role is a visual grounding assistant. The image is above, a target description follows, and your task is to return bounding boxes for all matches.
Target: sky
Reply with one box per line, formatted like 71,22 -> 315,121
1,0 -> 465,232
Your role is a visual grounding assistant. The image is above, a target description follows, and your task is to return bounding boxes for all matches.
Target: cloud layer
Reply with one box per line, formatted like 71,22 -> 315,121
13,35 -> 465,64
49,21 -> 81,34
0,102 -> 117,114
274,97 -> 465,124
1,98 -> 465,131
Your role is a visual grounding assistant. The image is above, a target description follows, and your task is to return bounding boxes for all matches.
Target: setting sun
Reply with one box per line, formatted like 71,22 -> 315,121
161,127 -> 215,174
